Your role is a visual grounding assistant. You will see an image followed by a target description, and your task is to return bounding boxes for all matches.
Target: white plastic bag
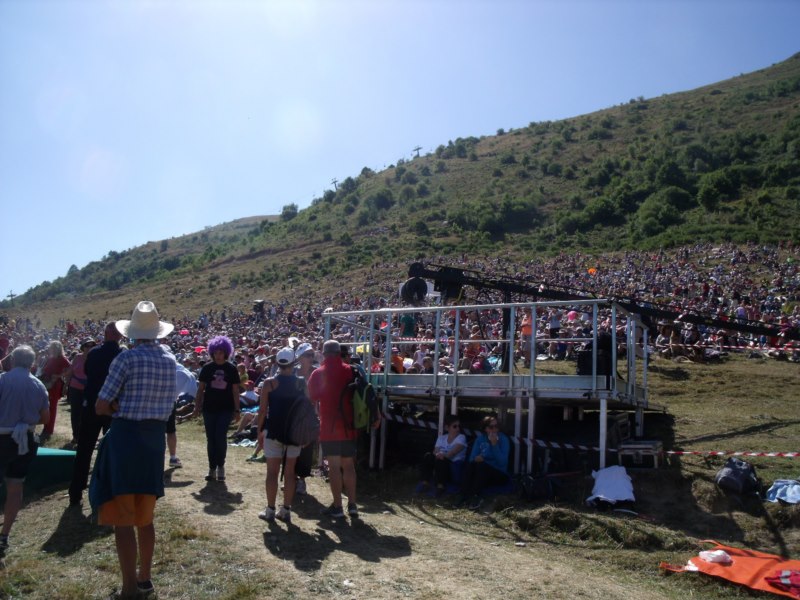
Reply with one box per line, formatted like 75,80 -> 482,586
698,549 -> 733,564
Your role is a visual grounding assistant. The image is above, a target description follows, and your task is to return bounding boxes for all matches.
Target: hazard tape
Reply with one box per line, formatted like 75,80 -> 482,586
381,413 -> 800,458
382,412 -> 613,453
665,450 -> 800,458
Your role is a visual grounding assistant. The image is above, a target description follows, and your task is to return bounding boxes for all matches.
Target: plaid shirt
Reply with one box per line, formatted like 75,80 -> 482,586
99,342 -> 176,421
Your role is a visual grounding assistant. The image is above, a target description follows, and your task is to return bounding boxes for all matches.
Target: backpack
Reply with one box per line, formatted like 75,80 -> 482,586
283,377 -> 320,447
341,366 -> 381,431
714,457 -> 761,495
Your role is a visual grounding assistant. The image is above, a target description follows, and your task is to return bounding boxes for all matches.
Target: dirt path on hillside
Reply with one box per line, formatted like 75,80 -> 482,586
158,430 -> 672,600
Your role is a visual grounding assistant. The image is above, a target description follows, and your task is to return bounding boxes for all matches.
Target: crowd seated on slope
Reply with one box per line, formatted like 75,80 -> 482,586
1,242 -> 799,382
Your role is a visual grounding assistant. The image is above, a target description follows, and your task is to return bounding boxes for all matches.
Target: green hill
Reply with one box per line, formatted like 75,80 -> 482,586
5,52 -> 800,324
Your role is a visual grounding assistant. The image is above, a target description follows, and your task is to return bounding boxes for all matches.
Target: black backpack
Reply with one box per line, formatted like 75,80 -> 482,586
282,377 -> 320,447
714,457 -> 761,495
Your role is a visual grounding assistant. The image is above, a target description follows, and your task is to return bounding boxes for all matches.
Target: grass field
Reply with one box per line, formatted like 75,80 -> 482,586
0,353 -> 798,599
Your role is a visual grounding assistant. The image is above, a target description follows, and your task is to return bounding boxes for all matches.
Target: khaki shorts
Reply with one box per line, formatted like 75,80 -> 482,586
263,437 -> 301,459
98,494 -> 157,527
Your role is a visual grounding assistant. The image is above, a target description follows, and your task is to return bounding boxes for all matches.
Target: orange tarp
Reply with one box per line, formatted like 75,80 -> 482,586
661,540 -> 800,598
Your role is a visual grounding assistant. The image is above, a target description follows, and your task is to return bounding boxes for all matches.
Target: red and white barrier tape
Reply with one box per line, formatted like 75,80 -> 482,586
382,413 -> 799,457
382,412 -> 611,452
665,450 -> 800,458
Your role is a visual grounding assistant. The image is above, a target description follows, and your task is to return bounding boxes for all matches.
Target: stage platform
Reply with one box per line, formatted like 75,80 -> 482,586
323,298 -> 662,473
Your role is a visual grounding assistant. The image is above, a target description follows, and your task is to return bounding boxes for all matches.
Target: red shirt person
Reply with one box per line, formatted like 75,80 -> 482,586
307,340 -> 359,519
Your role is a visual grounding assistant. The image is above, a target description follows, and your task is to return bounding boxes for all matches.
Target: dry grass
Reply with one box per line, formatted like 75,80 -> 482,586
0,354 -> 798,599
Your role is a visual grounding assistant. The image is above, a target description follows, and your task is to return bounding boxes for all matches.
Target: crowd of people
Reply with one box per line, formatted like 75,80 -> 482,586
0,300 -> 371,600
1,243 -> 799,596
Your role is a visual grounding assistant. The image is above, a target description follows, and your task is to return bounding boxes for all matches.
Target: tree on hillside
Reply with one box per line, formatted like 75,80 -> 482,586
281,203 -> 299,221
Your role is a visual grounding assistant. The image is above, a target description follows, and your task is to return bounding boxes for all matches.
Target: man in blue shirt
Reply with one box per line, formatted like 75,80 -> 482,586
89,301 -> 176,599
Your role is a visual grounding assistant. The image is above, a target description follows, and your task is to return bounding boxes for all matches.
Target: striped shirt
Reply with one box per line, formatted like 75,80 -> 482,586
100,342 -> 176,421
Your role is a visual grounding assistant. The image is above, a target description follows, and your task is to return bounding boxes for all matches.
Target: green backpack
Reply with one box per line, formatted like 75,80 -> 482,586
341,366 -> 381,431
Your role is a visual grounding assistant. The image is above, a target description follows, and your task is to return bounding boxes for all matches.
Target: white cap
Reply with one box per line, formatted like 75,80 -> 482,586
276,347 -> 296,366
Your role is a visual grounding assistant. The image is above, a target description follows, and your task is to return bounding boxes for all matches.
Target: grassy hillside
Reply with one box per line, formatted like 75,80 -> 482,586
4,53 -> 800,324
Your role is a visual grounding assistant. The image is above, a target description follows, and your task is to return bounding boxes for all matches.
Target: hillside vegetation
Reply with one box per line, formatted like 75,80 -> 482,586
4,53 -> 800,323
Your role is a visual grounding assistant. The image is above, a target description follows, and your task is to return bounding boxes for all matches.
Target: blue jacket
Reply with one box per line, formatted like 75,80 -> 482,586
89,418 -> 167,510
469,432 -> 510,474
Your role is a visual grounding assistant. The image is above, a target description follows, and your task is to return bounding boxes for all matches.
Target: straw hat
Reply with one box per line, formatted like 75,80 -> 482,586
116,301 -> 175,340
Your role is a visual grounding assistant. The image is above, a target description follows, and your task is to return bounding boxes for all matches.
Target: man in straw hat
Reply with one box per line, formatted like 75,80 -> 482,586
89,301 -> 176,599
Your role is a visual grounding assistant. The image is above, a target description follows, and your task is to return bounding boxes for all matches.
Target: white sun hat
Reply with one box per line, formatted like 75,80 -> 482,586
116,301 -> 175,340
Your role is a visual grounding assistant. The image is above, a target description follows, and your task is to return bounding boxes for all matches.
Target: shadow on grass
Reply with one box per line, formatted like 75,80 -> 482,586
191,481 -> 243,516
647,364 -> 691,380
261,492 -> 411,571
163,467 -> 193,488
680,419 -> 800,446
40,505 -> 113,557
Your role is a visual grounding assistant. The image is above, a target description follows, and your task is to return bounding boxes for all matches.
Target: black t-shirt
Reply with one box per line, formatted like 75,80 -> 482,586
199,360 -> 240,412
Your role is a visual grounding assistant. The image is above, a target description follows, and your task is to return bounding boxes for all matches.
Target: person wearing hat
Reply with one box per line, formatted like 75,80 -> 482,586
64,338 -> 96,447
89,301 -> 177,600
292,342 -> 318,496
256,347 -> 305,524
307,339 -> 359,519
192,335 -> 241,482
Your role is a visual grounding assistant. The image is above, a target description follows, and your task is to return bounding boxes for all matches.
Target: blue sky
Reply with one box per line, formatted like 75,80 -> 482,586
1,0 -> 798,298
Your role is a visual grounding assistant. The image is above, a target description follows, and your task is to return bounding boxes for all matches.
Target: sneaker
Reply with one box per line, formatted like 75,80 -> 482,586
205,469 -> 216,481
468,495 -> 483,511
0,535 -> 8,557
321,504 -> 344,518
137,580 -> 155,594
169,457 -> 183,468
216,467 -> 225,481
276,507 -> 291,523
295,478 -> 307,495
347,502 -> 359,518
258,507 -> 276,522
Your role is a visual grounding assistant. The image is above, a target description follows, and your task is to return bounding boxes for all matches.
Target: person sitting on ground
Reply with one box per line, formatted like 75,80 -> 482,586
239,380 -> 259,408
417,414 -> 467,496
459,415 -> 510,510
237,362 -> 249,386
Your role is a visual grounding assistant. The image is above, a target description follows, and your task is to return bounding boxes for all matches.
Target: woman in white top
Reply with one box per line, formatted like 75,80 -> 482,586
417,414 -> 467,495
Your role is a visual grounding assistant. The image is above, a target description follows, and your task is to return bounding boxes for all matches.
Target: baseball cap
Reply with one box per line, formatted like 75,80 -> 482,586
295,342 -> 314,357
276,347 -> 295,366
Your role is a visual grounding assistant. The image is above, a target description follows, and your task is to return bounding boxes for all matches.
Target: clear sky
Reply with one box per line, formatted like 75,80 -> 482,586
1,0 -> 798,298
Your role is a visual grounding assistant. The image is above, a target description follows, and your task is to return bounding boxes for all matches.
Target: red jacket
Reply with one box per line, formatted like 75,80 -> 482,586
308,355 -> 356,442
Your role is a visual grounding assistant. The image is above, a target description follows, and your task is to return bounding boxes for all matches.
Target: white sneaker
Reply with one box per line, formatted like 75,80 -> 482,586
276,507 -> 291,523
258,507 -> 276,522
295,478 -> 307,495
